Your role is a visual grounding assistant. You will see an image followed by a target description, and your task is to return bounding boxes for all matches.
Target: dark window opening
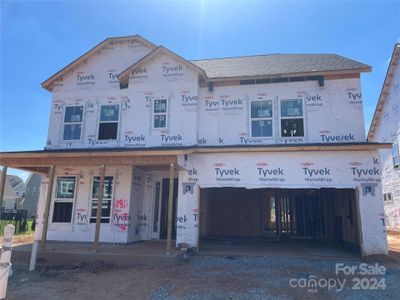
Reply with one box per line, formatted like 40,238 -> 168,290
90,176 -> 113,223
281,119 -> 304,137
52,202 -> 73,223
98,123 -> 118,140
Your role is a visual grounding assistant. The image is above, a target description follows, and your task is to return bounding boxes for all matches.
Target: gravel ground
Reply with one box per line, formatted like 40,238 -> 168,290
6,254 -> 400,300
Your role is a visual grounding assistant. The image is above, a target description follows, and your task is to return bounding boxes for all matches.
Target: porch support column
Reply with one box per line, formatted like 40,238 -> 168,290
41,165 -> 55,251
94,165 -> 106,249
166,162 -> 174,254
0,166 -> 7,211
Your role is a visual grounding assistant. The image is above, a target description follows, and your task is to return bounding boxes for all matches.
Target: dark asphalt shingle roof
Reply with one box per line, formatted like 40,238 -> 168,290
190,54 -> 371,78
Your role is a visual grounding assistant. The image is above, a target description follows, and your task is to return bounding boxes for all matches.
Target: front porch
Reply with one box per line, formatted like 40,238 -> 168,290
12,240 -> 184,267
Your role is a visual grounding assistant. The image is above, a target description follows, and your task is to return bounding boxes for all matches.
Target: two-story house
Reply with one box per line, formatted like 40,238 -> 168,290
368,43 -> 400,233
0,35 -> 390,256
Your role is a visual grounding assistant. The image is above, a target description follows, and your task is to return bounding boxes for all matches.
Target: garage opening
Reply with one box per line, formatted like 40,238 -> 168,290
199,188 -> 361,254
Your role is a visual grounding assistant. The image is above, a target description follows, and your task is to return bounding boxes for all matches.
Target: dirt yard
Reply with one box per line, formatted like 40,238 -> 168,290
4,233 -> 400,300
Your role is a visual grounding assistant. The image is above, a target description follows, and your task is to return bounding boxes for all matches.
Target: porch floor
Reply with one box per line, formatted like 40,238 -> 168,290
12,240 -> 184,267
199,238 -> 360,259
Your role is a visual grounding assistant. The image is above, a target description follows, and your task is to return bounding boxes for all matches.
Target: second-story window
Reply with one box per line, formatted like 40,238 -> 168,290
250,100 -> 273,137
280,99 -> 304,137
98,104 -> 119,140
63,106 -> 83,140
153,99 -> 167,128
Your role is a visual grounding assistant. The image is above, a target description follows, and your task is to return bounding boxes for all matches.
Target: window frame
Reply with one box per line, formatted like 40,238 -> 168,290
393,142 -> 399,168
89,175 -> 114,224
152,98 -> 168,129
249,99 -> 274,138
52,175 -> 77,224
63,105 -> 84,141
97,104 -> 120,141
279,98 -> 305,138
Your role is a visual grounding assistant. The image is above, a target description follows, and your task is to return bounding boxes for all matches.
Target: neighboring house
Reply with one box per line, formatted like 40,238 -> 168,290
0,35 -> 391,255
23,173 -> 41,218
0,171 -> 24,210
368,43 -> 400,232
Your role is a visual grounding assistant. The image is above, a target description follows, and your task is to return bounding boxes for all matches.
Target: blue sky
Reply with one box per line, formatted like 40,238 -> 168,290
1,0 -> 399,180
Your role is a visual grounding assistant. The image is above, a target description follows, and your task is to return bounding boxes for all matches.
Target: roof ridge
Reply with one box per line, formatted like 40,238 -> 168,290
190,53 -> 340,62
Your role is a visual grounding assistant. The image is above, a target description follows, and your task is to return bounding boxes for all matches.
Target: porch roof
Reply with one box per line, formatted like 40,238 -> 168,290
0,142 -> 391,174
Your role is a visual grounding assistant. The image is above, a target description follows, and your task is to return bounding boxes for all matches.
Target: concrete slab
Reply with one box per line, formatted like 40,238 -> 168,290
199,238 -> 359,260
12,240 -> 184,267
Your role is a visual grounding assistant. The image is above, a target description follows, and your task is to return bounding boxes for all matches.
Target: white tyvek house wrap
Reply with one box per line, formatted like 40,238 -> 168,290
176,151 -> 388,255
35,165 -> 134,243
46,41 -> 366,149
372,53 -> 400,231
197,78 -> 365,146
125,53 -> 200,148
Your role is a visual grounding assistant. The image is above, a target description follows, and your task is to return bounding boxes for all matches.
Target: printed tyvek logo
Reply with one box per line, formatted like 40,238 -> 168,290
349,162 -> 381,184
124,131 -> 146,148
306,93 -> 323,107
161,134 -> 184,147
162,62 -> 184,78
256,162 -> 285,183
214,163 -> 241,182
108,69 -> 119,85
321,133 -> 355,143
76,72 -> 96,86
220,95 -> 244,111
302,162 -> 333,183
346,88 -> 362,105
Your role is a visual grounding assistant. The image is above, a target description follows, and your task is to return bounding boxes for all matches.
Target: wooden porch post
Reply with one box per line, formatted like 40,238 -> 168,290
0,166 -> 8,211
94,165 -> 106,249
41,165 -> 55,251
166,162 -> 174,254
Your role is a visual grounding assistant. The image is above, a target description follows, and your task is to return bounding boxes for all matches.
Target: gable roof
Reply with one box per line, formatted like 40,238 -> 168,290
41,35 -> 157,91
368,43 -> 400,141
190,53 -> 371,80
118,46 -> 207,84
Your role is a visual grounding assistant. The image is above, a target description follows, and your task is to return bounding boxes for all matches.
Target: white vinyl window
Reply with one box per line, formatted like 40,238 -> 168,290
280,99 -> 304,137
52,176 -> 76,223
63,106 -> 83,140
90,176 -> 114,224
250,100 -> 273,137
153,99 -> 168,128
98,105 -> 119,140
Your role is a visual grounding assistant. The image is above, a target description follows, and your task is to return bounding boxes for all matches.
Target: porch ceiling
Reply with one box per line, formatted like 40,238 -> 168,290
0,149 -> 182,174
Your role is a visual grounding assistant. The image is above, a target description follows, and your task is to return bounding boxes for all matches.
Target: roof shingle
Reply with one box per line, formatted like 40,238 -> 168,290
190,54 -> 371,78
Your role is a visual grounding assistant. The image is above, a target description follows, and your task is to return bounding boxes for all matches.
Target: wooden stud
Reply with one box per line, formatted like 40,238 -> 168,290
41,165 -> 55,251
0,166 -> 8,211
166,163 -> 175,254
94,165 -> 106,249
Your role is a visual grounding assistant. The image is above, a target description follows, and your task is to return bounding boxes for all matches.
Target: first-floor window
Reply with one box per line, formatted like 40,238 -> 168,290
90,176 -> 113,223
280,99 -> 304,137
393,142 -> 399,168
98,105 -> 119,140
153,99 -> 167,128
52,176 -> 76,223
250,100 -> 273,137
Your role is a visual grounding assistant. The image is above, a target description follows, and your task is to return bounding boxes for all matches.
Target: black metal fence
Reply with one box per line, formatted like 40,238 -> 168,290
0,209 -> 29,234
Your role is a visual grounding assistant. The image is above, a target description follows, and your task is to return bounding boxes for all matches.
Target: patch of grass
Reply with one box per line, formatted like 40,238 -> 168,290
0,219 -> 34,236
